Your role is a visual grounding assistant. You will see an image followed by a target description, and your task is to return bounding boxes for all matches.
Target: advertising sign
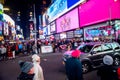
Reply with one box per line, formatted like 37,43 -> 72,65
46,0 -> 67,22
55,34 -> 60,40
50,21 -> 56,33
60,32 -> 66,39
67,0 -> 85,9
56,8 -> 79,33
43,27 -> 48,36
39,35 -> 45,39
41,45 -> 53,53
79,0 -> 120,27
67,31 -> 74,38
0,3 -> 3,11
0,21 -> 2,35
74,29 -> 83,37
47,24 -> 51,35
4,22 -> 9,35
42,12 -> 49,27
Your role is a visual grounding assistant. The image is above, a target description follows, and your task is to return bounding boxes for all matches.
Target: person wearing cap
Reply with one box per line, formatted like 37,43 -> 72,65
97,55 -> 118,80
32,54 -> 44,80
18,61 -> 34,80
65,50 -> 83,80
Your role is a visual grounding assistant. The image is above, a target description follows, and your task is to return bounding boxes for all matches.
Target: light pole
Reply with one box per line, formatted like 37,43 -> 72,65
33,4 -> 38,54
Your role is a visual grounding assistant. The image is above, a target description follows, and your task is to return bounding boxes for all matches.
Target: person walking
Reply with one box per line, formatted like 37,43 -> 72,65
32,54 -> 44,80
0,45 -> 7,60
18,61 -> 35,80
65,50 -> 83,80
97,55 -> 118,80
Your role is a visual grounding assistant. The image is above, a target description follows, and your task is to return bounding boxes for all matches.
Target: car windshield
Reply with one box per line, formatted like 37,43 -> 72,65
78,44 -> 94,53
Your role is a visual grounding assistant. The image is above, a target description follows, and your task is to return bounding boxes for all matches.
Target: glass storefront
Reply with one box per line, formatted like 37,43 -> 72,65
84,25 -> 114,41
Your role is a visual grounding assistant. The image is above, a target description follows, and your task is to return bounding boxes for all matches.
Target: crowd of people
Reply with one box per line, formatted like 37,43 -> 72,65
17,49 -> 120,80
0,39 -> 83,60
1,38 -> 120,80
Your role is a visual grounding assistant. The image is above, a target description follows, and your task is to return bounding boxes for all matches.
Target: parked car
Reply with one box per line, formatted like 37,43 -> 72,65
62,42 -> 120,73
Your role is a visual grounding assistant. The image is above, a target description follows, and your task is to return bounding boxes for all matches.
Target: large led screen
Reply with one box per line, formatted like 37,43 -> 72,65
50,21 -> 56,33
43,27 -> 48,36
67,31 -> 74,38
0,21 -> 2,35
56,8 -> 79,33
79,0 -> 120,27
74,29 -> 83,37
67,0 -> 85,9
47,25 -> 51,35
60,33 -> 66,39
4,22 -> 9,35
46,0 -> 67,22
67,0 -> 80,8
42,13 -> 49,27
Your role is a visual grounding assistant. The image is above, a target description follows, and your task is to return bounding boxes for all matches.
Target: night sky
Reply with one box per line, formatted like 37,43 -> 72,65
4,0 -> 51,38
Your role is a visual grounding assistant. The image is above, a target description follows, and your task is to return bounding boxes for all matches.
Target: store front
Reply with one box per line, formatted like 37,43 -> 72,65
84,21 -> 116,41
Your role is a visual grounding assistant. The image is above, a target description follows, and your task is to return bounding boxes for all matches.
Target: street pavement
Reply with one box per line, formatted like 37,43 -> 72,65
0,53 -> 100,80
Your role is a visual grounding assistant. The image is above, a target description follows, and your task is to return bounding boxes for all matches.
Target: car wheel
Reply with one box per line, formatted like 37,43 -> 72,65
82,62 -> 91,73
114,56 -> 120,66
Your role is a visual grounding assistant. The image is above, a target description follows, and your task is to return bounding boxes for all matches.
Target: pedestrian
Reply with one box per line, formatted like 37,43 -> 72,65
17,60 -> 34,80
32,54 -> 44,80
65,50 -> 83,80
97,55 -> 118,80
0,45 -> 7,60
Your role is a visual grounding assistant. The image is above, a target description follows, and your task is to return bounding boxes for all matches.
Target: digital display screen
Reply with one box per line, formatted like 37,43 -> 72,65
60,33 -> 66,39
46,0 -> 67,22
0,21 -> 2,35
47,25 -> 51,35
43,27 -> 48,36
4,22 -> 9,35
42,13 -> 49,27
67,31 -> 74,38
74,29 -> 83,37
56,8 -> 79,33
67,0 -> 80,8
50,21 -> 56,32
85,29 -> 101,37
55,34 -> 60,40
79,0 -> 120,27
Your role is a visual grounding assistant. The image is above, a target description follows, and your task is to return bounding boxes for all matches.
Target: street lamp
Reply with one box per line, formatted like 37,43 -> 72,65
33,4 -> 38,54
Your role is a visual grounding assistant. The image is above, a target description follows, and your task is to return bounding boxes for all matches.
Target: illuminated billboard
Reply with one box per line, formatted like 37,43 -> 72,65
42,13 -> 49,27
43,25 -> 51,36
79,0 -> 120,27
0,21 -> 2,35
56,8 -> 79,33
4,22 -> 9,35
67,0 -> 85,9
46,0 -> 67,22
60,32 -> 66,39
50,21 -> 56,33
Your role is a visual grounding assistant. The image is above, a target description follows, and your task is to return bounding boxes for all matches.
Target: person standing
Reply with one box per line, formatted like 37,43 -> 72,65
18,61 -> 35,80
0,45 -> 7,60
97,55 -> 118,80
65,50 -> 83,80
32,54 -> 44,80
7,44 -> 13,59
